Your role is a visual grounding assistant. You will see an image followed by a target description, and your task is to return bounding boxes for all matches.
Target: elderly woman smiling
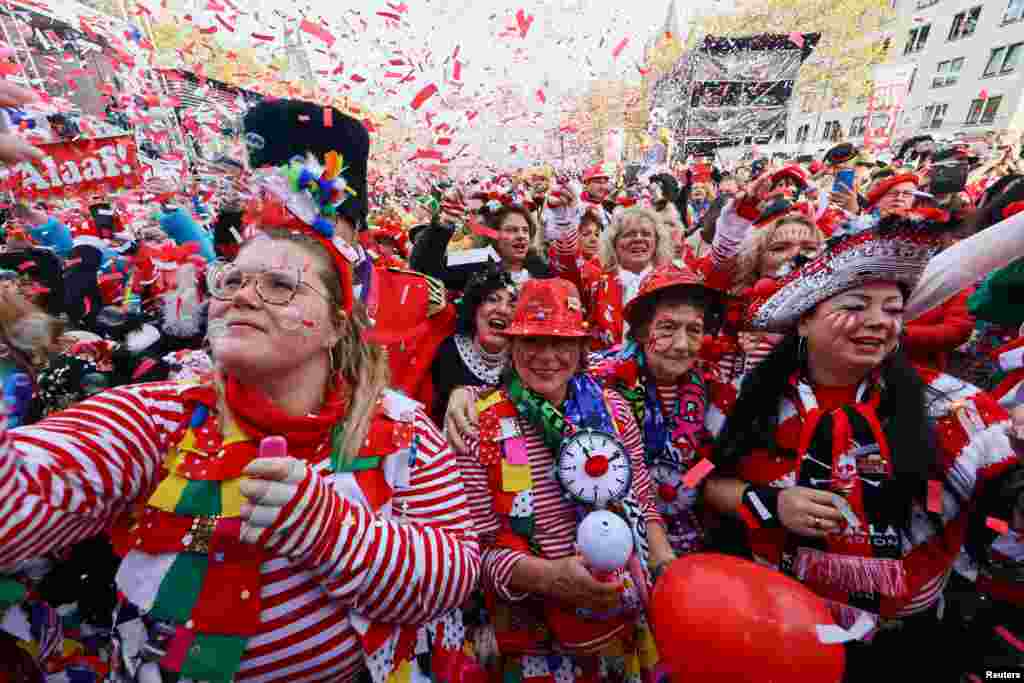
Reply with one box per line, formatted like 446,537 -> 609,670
455,277 -> 671,683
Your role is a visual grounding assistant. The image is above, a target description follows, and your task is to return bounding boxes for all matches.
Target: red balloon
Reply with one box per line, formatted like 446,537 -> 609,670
649,553 -> 845,683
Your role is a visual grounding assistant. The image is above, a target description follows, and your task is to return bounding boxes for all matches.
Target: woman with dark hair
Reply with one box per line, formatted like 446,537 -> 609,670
429,264 -> 517,424
702,211 -> 1021,680
411,200 -> 550,294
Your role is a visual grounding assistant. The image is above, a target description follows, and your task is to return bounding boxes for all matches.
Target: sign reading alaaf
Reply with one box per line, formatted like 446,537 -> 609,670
13,135 -> 142,198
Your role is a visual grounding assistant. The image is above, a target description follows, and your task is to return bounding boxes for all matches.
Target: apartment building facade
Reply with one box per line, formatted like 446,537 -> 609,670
786,0 -> 1024,154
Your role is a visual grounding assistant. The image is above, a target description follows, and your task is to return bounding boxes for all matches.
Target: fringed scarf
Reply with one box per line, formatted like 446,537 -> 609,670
781,375 -> 909,608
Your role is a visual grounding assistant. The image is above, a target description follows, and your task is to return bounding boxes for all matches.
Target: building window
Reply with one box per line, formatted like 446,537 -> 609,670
795,123 -> 810,143
981,95 -> 1003,123
850,116 -> 866,137
822,121 -> 842,141
904,24 -> 931,54
948,6 -> 981,39
921,103 -> 948,129
932,57 -> 964,87
1005,0 -> 1024,23
984,42 -> 1023,75
916,0 -> 939,7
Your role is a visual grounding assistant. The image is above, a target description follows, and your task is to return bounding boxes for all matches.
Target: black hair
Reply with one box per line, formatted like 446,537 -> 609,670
626,285 -> 723,340
970,174 -> 1024,233
650,172 -> 691,232
456,263 -> 516,336
712,332 -> 943,531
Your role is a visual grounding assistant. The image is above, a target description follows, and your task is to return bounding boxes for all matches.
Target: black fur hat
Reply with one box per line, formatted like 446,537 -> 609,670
243,98 -> 370,230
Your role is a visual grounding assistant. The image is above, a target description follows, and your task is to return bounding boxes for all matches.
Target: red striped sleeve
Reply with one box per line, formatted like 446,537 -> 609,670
317,409 -> 479,624
606,389 -> 661,526
0,382 -> 185,571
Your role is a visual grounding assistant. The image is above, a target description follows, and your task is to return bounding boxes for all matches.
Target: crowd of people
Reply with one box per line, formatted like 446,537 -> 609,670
0,76 -> 1022,683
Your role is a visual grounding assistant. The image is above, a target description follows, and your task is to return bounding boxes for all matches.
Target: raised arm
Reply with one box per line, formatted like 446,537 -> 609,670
0,381 -> 185,571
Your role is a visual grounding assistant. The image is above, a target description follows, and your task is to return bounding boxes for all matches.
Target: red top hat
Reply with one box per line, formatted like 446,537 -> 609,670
503,278 -> 588,338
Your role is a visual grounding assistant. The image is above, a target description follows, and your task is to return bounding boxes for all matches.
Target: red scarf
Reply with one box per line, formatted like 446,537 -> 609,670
224,373 -> 350,463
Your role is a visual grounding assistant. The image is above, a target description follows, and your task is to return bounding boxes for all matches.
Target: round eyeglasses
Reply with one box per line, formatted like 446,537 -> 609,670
207,261 -> 329,306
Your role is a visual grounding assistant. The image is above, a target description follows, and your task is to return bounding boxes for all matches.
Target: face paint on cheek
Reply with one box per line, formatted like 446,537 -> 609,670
646,332 -> 674,356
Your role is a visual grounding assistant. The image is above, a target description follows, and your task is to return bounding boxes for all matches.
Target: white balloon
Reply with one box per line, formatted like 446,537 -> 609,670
576,510 -> 633,573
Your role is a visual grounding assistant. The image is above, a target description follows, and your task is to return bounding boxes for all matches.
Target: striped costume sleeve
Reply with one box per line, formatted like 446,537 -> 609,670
606,390 -> 662,527
549,219 -> 584,291
891,377 -> 1020,616
0,382 -> 186,572
310,409 -> 480,622
704,199 -> 755,291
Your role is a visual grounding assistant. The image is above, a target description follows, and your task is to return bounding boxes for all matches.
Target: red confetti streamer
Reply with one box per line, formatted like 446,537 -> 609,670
410,83 -> 437,110
324,108 -> 333,128
682,458 -> 715,488
995,626 -> 1024,653
612,37 -> 629,58
133,358 -> 157,380
986,516 -> 1010,535
452,61 -> 462,80
536,89 -> 545,104
199,25 -> 218,34
468,220 -> 500,240
300,19 -> 336,47
515,8 -> 533,38
333,62 -> 344,75
351,74 -> 366,83
387,1 -> 408,12
927,480 -> 943,514
377,11 -> 401,21
206,0 -> 225,11
251,32 -> 275,41
216,14 -> 235,31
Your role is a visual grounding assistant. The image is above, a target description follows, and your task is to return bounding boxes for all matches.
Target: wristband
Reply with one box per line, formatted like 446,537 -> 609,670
739,484 -> 782,529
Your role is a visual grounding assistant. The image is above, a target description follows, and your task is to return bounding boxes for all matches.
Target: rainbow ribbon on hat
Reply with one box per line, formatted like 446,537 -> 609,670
283,151 -> 357,237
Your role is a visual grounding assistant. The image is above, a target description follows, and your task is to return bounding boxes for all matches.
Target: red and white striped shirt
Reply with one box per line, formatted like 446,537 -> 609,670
456,387 -> 660,603
0,381 -> 479,683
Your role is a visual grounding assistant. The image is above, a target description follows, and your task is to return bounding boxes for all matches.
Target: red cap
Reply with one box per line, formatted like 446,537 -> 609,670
623,264 -> 708,322
865,173 -> 919,209
770,165 -> 809,189
504,278 -> 588,338
583,163 -> 613,184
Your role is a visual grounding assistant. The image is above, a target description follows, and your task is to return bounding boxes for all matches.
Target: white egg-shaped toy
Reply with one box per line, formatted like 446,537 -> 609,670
576,510 -> 633,573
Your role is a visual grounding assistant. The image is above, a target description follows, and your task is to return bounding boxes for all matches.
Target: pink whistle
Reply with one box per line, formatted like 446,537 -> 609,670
259,435 -> 288,458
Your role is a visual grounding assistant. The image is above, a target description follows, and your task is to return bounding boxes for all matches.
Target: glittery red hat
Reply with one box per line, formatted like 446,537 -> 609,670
503,278 -> 588,338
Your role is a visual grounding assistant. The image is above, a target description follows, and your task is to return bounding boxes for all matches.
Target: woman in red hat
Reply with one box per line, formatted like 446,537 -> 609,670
0,154 -> 481,683
455,277 -> 671,683
702,210 -> 1022,680
587,264 -> 738,558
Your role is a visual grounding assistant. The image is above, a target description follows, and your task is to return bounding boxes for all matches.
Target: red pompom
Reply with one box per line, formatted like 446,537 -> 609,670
751,277 -> 781,298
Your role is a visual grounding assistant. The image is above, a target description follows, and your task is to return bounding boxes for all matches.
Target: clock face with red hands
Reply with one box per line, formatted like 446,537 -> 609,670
556,429 -> 632,508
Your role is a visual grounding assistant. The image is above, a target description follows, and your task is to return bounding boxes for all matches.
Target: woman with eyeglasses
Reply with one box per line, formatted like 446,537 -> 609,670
0,154 -> 480,683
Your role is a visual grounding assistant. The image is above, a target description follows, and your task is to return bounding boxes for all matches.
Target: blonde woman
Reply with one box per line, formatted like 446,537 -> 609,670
0,160 -> 480,683
550,206 -> 675,350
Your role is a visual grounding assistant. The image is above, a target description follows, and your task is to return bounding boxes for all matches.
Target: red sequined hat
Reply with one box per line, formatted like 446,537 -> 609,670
623,264 -> 709,322
503,278 -> 588,338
